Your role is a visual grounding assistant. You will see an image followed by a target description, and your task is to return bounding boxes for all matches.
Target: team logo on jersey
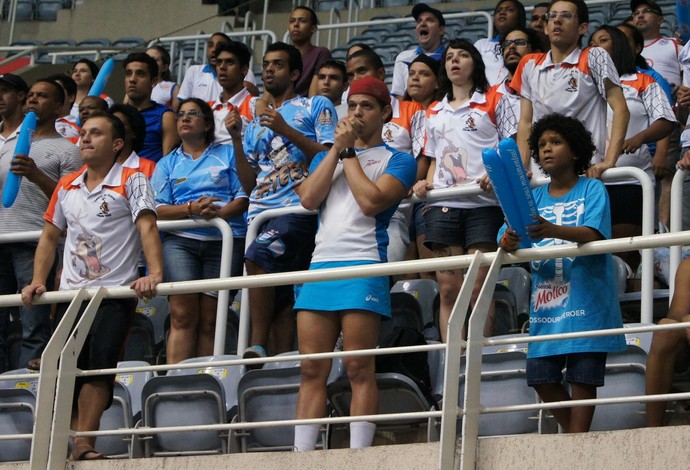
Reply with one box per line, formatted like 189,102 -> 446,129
463,116 -> 477,132
363,159 -> 381,168
292,111 -> 305,126
316,108 -> 334,127
95,194 -> 115,218
659,39 -> 668,46
383,126 -> 394,142
173,177 -> 187,185
209,166 -> 223,183
565,74 -> 578,92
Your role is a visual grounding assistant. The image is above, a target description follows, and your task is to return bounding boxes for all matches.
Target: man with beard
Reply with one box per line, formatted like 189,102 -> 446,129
232,42 -> 337,364
391,3 -> 446,99
492,27 -> 548,139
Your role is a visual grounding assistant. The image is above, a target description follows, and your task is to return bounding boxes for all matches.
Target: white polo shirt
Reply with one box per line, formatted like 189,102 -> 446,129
178,64 -> 257,102
45,164 -> 156,289
423,89 -> 501,209
475,37 -> 509,86
513,47 -> 622,166
382,96 -> 425,157
607,72 -> 676,184
642,36 -> 681,86
208,87 -> 256,144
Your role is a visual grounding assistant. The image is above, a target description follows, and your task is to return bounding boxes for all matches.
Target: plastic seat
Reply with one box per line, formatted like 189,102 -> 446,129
589,345 -> 647,431
492,283 -> 518,336
0,368 -> 39,393
123,313 -> 156,363
96,381 -> 132,457
458,351 -> 538,436
379,292 -> 424,344
235,367 -> 322,452
36,0 -> 61,21
135,296 -> 169,353
390,279 -> 439,328
77,37 -> 111,48
497,267 -> 531,328
168,355 -> 244,413
10,1 -> 34,21
0,388 -> 35,462
141,373 -> 228,456
115,360 -> 154,420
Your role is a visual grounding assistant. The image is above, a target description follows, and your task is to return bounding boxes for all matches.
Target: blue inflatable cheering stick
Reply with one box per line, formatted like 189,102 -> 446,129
2,111 -> 37,208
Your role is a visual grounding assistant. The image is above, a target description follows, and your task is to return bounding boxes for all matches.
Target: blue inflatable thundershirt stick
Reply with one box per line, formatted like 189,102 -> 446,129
677,0 -> 690,43
2,111 -> 37,208
498,138 -> 541,243
482,148 -> 531,249
77,57 -> 115,126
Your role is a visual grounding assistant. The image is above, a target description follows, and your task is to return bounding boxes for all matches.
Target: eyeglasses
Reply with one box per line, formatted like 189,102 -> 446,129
547,11 -> 577,22
531,14 -> 548,22
502,38 -> 529,49
633,8 -> 659,16
175,110 -> 204,120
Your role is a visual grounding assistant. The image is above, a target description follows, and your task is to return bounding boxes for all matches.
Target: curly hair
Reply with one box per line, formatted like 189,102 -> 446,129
529,113 -> 595,176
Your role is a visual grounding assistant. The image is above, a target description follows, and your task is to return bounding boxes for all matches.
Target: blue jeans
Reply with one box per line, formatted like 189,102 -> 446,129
0,243 -> 56,371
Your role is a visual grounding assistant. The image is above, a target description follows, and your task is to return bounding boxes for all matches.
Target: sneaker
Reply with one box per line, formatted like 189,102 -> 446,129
243,345 -> 267,370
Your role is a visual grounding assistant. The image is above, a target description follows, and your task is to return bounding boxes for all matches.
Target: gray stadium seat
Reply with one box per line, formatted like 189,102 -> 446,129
36,0 -> 61,21
115,360 -> 154,420
497,267 -> 531,329
588,345 -> 648,431
168,355 -> 245,413
492,283 -> 518,336
235,366 -> 314,452
141,373 -> 228,456
135,295 -> 169,353
390,279 -> 439,328
122,313 -> 156,363
8,1 -> 34,21
0,368 -> 39,393
458,351 -> 538,436
96,381 -> 133,458
0,388 -> 35,462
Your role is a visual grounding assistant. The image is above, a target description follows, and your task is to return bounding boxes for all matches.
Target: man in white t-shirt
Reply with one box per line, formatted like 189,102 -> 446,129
22,113 -> 162,460
390,3 -> 446,98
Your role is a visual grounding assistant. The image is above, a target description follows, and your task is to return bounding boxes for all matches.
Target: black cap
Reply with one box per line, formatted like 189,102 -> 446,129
0,73 -> 29,93
412,3 -> 446,26
630,0 -> 663,15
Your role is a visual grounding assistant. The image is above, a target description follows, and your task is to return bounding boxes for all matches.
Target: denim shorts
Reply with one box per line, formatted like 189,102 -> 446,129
526,352 -> 608,387
409,202 -> 427,240
423,205 -> 503,250
163,235 -> 245,297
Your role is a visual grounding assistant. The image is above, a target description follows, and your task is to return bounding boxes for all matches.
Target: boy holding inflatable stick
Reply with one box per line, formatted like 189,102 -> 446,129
499,113 -> 626,433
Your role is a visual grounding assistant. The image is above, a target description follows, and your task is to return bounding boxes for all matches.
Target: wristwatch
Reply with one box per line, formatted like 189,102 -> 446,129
338,147 -> 357,160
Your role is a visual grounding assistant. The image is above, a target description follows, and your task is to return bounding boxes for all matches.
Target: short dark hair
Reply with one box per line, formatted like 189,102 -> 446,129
318,59 -> 347,82
499,27 -> 550,52
534,2 -> 550,9
589,25 -> 636,75
214,41 -> 252,69
44,73 -> 77,98
210,32 -> 232,44
108,103 -> 147,153
83,111 -> 127,158
74,58 -> 99,79
549,0 -> 589,24
438,39 -> 489,98
347,48 -> 385,72
346,43 -> 372,59
123,52 -> 159,79
265,42 -> 303,77
147,44 -> 173,81
293,5 -> 319,25
529,113 -> 594,176
177,98 -> 215,145
34,78 -> 66,106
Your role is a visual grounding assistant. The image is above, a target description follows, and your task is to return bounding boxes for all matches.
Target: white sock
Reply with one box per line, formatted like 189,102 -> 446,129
349,421 -> 376,449
293,424 -> 320,452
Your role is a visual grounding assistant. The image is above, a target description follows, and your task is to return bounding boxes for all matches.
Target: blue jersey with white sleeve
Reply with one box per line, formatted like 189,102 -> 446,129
242,95 -> 336,221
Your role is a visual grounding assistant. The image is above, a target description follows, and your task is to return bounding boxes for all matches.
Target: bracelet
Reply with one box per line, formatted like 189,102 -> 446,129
186,201 -> 193,218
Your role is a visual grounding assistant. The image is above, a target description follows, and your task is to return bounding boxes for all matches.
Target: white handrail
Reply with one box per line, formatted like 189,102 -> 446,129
669,168 -> 688,296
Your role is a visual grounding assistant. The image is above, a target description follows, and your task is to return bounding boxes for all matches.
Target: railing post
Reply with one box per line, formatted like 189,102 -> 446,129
46,288 -> 107,470
29,289 -> 89,470
438,252 -> 483,470
669,169 -> 687,297
211,219 -> 234,356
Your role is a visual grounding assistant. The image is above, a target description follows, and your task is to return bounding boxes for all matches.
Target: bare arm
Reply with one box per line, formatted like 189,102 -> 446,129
131,211 -> 163,299
161,111 -> 180,156
588,82 -> 629,178
226,109 -> 258,194
526,216 -> 604,243
22,222 -> 61,306
667,259 -> 690,322
259,108 -> 328,161
622,119 -> 675,155
10,155 -> 58,198
516,97 -> 534,169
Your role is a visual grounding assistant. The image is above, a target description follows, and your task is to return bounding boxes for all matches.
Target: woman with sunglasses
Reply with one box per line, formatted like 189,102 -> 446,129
151,98 -> 248,363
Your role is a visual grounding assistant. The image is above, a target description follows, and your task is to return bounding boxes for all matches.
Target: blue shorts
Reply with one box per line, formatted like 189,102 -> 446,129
245,213 -> 317,300
423,205 -> 503,250
409,202 -> 427,240
294,261 -> 391,317
526,352 -> 608,387
163,235 -> 245,297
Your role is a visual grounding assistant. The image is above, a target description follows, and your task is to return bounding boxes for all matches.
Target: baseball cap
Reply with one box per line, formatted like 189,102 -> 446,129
348,76 -> 391,107
412,3 -> 446,26
0,74 -> 29,93
630,0 -> 663,15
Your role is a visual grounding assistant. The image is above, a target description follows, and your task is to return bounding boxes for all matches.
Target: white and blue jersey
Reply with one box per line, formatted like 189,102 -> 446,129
151,142 -> 248,240
309,144 -> 417,263
242,95 -> 337,221
517,178 -> 626,358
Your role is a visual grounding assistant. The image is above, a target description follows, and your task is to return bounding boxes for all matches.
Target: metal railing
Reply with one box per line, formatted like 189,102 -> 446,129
669,168 -> 688,294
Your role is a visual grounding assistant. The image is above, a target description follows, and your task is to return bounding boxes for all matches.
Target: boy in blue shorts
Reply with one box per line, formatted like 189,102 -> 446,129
500,113 -> 626,433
